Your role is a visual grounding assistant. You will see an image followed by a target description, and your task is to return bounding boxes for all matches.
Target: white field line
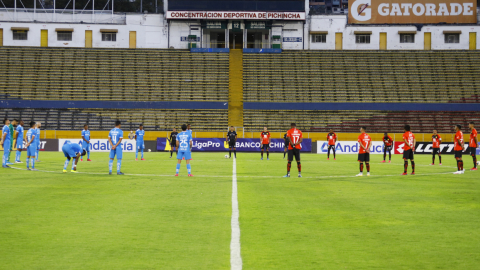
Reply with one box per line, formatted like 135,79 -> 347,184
230,157 -> 242,270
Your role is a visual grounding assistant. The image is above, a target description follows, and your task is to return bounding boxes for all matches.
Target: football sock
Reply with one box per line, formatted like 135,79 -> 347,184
109,159 -> 113,173
261,151 -> 263,158
457,160 -> 460,171
135,148 -> 138,159
474,156 -> 477,168
439,156 -> 442,163
432,155 -> 435,164
411,161 -> 415,173
16,151 -> 20,162
170,151 -> 173,157
64,159 -> 69,170
234,150 -> 236,158
360,163 -> 363,173
36,150 -> 39,161
26,157 -> 30,168
389,151 -> 391,160
31,158 -> 35,169
2,154 -> 6,166
284,151 -> 286,158
333,150 -> 336,159
141,149 -> 144,159
229,150 -> 231,157
404,160 -> 408,173
267,151 -> 269,158
297,161 -> 301,172
459,160 -> 463,171
287,161 -> 291,173
87,151 -> 90,159
187,164 -> 191,174
383,151 -> 386,161
71,161 -> 76,171
366,163 -> 370,173
328,150 -> 330,159
117,160 -> 122,173
176,163 -> 180,174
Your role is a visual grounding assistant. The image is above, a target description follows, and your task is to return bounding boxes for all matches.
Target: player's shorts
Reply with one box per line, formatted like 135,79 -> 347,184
36,142 -> 40,150
82,141 -> 90,152
170,140 -> 176,147
109,147 -> 123,159
358,153 -> 370,162
288,148 -> 300,161
384,145 -> 392,151
177,150 -> 192,160
3,142 -> 10,156
454,150 -> 463,158
228,141 -> 236,148
467,146 -> 477,156
137,141 -> 145,150
27,144 -> 36,156
16,141 -> 23,150
328,145 -> 335,150
262,144 -> 270,150
284,141 -> 288,149
403,149 -> 414,160
432,148 -> 440,155
62,145 -> 78,159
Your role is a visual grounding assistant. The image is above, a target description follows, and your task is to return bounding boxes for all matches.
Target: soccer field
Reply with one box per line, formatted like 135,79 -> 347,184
0,152 -> 479,269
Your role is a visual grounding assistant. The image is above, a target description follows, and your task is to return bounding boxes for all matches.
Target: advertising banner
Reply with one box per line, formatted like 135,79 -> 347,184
58,139 -> 137,152
349,0 -> 477,24
1,139 -> 58,151
167,11 -> 306,20
316,141 -> 388,154
394,142 -> 475,155
157,138 -> 312,152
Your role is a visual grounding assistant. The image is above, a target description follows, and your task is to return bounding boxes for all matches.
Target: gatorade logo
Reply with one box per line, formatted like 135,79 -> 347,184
351,0 -> 372,21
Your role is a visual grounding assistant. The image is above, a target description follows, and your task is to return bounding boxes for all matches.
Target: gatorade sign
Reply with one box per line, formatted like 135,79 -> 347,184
349,0 -> 477,24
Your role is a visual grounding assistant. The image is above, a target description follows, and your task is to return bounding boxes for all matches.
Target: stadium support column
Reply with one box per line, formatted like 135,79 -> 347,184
228,49 -> 244,127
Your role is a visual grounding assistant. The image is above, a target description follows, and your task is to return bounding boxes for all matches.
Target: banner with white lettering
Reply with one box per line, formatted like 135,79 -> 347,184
167,11 -> 305,20
157,138 -> 312,152
316,141 -> 390,154
349,0 -> 476,24
58,139 -> 137,152
394,142 -> 475,155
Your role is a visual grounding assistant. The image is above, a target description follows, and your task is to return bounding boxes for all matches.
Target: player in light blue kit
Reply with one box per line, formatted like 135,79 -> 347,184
35,122 -> 41,162
108,120 -> 124,175
62,140 -> 86,173
25,121 -> 38,171
2,118 -> 11,168
175,124 -> 193,177
135,124 -> 145,161
81,124 -> 92,161
14,120 -> 25,163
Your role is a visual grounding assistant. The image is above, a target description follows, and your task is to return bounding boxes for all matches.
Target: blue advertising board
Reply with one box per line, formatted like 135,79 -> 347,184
157,138 -> 312,152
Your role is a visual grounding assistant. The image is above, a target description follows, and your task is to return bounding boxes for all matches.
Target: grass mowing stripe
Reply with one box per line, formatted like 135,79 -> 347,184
230,157 -> 243,270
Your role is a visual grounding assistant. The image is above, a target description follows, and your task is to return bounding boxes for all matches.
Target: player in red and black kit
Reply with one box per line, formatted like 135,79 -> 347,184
453,124 -> 465,174
356,126 -> 372,177
283,132 -> 288,159
382,132 -> 393,163
327,129 -> 337,160
431,129 -> 442,165
402,125 -> 416,175
468,122 -> 477,171
260,127 -> 271,160
284,123 -> 303,178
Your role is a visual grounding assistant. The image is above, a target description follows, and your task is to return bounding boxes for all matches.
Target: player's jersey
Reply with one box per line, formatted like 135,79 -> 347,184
227,131 -> 237,142
383,135 -> 393,146
327,132 -> 337,145
261,131 -> 271,144
35,128 -> 40,144
170,132 -> 178,142
432,134 -> 442,148
16,125 -> 24,142
135,129 -> 145,142
358,133 -> 372,154
63,142 -> 83,158
470,128 -> 477,148
286,128 -> 303,150
403,131 -> 415,151
454,131 -> 464,151
177,131 -> 192,152
187,129 -> 192,136
2,125 -> 11,144
26,128 -> 36,145
82,129 -> 91,142
109,128 -> 123,146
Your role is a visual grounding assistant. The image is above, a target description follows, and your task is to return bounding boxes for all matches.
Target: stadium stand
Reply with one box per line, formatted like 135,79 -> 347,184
244,110 -> 480,133
243,51 -> 480,103
0,47 -> 229,102
0,108 -> 228,131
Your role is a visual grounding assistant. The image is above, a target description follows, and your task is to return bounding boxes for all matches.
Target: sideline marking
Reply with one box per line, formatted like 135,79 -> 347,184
230,157 -> 242,270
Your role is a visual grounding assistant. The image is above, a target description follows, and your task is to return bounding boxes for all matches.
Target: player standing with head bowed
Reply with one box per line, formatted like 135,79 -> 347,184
108,120 -> 124,175
327,128 -> 337,160
135,124 -> 145,161
226,126 -> 237,159
382,132 -> 393,163
283,132 -> 288,159
260,127 -> 271,160
468,122 -> 477,171
283,123 -> 303,178
35,122 -> 41,162
81,124 -> 92,162
453,125 -> 465,174
175,124 -> 193,177
356,126 -> 372,177
431,129 -> 442,165
25,121 -> 37,171
1,118 -> 11,168
14,120 -> 25,163
62,140 -> 86,173
169,128 -> 178,158
402,125 -> 416,175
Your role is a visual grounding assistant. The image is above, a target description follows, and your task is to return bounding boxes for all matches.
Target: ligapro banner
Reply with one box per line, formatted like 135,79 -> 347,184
349,0 -> 476,24
317,141 -> 387,154
58,139 -> 137,152
157,138 -> 312,152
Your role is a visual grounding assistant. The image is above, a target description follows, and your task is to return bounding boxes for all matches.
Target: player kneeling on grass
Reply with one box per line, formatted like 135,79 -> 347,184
357,127 -> 372,177
284,123 -> 303,178
453,124 -> 465,174
402,125 -> 416,175
62,141 -> 86,173
175,124 -> 193,177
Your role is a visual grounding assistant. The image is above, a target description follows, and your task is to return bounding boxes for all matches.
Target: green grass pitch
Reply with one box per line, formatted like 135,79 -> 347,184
0,151 -> 479,269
